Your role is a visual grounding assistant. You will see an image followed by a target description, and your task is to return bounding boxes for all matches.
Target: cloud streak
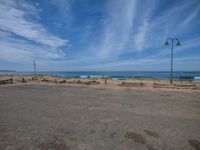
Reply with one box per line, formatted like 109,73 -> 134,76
0,0 -> 68,48
0,30 -> 65,63
95,0 -> 137,58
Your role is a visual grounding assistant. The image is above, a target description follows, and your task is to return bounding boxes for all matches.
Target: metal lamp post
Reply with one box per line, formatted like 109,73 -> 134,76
165,38 -> 181,84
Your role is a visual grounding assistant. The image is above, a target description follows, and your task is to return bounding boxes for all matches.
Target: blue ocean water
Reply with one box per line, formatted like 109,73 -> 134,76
1,71 -> 200,81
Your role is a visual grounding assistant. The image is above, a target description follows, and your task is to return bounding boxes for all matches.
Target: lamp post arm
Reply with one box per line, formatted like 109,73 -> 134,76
166,38 -> 173,44
173,38 -> 180,43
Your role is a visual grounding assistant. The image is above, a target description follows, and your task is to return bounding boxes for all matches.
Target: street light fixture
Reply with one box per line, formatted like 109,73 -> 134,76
165,38 -> 181,84
164,40 -> 169,46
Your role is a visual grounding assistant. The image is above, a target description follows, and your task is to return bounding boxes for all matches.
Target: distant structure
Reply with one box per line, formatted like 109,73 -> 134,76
33,60 -> 36,80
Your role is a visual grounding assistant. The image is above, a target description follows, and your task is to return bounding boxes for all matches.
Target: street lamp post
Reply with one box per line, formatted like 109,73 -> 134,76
165,38 -> 181,84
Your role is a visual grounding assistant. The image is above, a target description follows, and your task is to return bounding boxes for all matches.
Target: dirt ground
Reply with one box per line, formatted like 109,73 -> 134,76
0,84 -> 200,150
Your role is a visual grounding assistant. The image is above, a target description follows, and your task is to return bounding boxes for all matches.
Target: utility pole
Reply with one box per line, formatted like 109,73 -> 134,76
33,60 -> 36,80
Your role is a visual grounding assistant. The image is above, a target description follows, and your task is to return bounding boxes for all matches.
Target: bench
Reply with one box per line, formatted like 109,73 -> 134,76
0,78 -> 13,85
119,82 -> 144,87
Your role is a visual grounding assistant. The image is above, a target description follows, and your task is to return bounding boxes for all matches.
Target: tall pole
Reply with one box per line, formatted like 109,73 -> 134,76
33,60 -> 36,80
165,38 -> 181,84
171,40 -> 173,84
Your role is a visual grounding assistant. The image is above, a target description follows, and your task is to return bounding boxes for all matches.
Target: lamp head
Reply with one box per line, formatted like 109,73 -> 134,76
176,41 -> 181,47
164,40 -> 169,46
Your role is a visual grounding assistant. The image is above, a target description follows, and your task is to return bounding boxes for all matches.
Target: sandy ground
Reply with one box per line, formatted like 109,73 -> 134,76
0,84 -> 200,150
1,74 -> 200,92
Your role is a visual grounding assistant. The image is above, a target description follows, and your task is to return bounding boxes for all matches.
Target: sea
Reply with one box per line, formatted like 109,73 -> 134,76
1,71 -> 200,81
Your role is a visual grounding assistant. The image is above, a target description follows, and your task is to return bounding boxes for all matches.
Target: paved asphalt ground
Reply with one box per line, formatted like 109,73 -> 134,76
0,85 -> 200,150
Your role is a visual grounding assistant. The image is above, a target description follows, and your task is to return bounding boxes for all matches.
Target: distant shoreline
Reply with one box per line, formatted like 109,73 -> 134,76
0,70 -> 16,72
0,71 -> 200,81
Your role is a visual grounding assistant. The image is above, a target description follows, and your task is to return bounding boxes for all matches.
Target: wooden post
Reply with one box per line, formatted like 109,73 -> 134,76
33,60 -> 36,80
104,77 -> 107,84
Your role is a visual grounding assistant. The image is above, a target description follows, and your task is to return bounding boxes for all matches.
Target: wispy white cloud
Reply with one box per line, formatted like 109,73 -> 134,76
0,30 -> 65,63
94,0 -> 137,59
0,0 -> 70,67
50,0 -> 72,25
92,0 -> 198,57
133,19 -> 148,52
0,0 -> 68,48
130,0 -> 200,52
181,4 -> 200,27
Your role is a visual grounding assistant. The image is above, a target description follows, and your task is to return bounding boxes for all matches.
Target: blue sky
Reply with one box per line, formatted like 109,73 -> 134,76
0,0 -> 200,71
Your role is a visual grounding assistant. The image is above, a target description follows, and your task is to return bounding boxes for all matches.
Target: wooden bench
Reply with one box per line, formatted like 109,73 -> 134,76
77,80 -> 100,85
153,83 -> 174,88
0,78 -> 13,85
119,82 -> 144,87
174,84 -> 196,87
153,83 -> 199,89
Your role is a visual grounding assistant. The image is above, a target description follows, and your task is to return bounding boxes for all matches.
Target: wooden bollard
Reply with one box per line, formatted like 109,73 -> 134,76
104,78 -> 107,84
10,78 -> 13,83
